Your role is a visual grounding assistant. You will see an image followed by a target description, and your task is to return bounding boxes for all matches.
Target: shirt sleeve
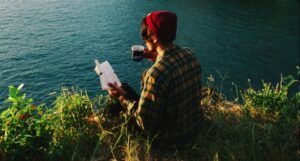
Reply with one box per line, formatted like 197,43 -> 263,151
119,71 -> 167,134
135,73 -> 166,133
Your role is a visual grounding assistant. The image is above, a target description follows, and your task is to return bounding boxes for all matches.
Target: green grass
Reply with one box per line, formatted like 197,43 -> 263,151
0,71 -> 299,161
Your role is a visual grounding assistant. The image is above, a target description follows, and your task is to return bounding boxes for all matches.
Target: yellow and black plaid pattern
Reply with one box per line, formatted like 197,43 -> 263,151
123,45 -> 202,146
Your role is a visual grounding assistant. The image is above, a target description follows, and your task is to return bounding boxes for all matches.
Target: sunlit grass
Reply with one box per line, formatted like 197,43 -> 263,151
0,69 -> 299,161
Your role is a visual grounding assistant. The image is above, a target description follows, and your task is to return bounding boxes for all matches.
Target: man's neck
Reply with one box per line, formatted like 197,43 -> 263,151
156,42 -> 174,56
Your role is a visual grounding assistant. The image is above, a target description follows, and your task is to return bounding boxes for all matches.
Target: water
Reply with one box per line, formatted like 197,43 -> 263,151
0,0 -> 299,104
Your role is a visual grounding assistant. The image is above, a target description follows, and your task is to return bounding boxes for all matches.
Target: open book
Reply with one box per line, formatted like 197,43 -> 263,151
94,59 -> 121,90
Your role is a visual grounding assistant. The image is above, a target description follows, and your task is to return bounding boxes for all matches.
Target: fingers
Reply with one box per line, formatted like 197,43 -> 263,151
113,81 -> 118,87
107,82 -> 122,98
107,82 -> 115,88
108,82 -> 119,93
108,89 -> 119,97
143,50 -> 157,62
143,49 -> 151,58
107,83 -> 117,98
107,82 -> 127,98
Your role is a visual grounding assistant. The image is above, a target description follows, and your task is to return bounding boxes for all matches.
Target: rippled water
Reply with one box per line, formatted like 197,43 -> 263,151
0,0 -> 299,104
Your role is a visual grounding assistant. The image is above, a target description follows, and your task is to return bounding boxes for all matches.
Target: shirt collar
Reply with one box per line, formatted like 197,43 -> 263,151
156,44 -> 177,62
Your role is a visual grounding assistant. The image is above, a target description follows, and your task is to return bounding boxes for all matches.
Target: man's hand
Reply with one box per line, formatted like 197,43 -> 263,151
143,49 -> 158,62
107,82 -> 127,98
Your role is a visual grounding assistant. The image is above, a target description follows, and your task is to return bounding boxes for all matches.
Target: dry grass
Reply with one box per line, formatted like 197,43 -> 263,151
1,77 -> 299,161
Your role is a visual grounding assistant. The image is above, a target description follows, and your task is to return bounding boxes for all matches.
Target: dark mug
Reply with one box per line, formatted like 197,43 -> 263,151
131,45 -> 144,61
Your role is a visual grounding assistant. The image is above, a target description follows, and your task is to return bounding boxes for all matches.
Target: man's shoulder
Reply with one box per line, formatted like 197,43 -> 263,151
145,57 -> 174,84
180,46 -> 193,53
164,45 -> 195,61
146,62 -> 167,78
147,45 -> 199,78
174,45 -> 193,53
175,46 -> 200,65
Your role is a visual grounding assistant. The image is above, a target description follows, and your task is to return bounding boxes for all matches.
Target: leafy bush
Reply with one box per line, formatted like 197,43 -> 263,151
0,85 -> 52,161
242,75 -> 299,116
197,72 -> 299,161
48,88 -> 103,160
0,71 -> 299,161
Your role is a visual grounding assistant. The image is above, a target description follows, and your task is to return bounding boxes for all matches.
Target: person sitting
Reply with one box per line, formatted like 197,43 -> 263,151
107,10 -> 203,150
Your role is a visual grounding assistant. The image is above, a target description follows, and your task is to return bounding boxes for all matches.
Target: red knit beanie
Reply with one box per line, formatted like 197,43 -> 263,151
146,11 -> 177,42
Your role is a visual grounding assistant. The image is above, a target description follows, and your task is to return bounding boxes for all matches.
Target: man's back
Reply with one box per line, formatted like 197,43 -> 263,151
137,45 -> 203,147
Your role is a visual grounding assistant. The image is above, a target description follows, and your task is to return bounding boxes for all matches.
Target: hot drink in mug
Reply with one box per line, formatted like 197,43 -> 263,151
131,45 -> 144,61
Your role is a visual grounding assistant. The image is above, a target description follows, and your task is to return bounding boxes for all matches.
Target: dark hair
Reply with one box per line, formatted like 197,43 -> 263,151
140,17 -> 173,44
140,17 -> 152,41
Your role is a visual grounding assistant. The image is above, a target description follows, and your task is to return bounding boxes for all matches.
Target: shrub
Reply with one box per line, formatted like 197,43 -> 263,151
47,88 -> 103,160
0,85 -> 52,161
0,70 -> 299,161
242,75 -> 299,117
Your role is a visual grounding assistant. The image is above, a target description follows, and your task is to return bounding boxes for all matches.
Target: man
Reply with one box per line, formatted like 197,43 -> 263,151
107,11 -> 203,149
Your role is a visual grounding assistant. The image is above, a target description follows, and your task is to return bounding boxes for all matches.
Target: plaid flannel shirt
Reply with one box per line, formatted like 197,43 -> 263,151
121,45 -> 202,146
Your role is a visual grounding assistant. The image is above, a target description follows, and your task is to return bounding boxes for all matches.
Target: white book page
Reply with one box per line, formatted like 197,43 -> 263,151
94,59 -> 121,90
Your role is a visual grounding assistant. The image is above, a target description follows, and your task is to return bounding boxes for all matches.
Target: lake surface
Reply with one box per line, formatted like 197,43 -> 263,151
0,0 -> 299,104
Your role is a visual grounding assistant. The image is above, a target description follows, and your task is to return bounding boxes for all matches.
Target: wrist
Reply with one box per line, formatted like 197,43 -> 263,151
119,94 -> 131,107
118,94 -> 126,102
118,93 -> 129,103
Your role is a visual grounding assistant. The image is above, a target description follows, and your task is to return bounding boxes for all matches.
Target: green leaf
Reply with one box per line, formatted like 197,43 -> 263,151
8,85 -> 18,98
